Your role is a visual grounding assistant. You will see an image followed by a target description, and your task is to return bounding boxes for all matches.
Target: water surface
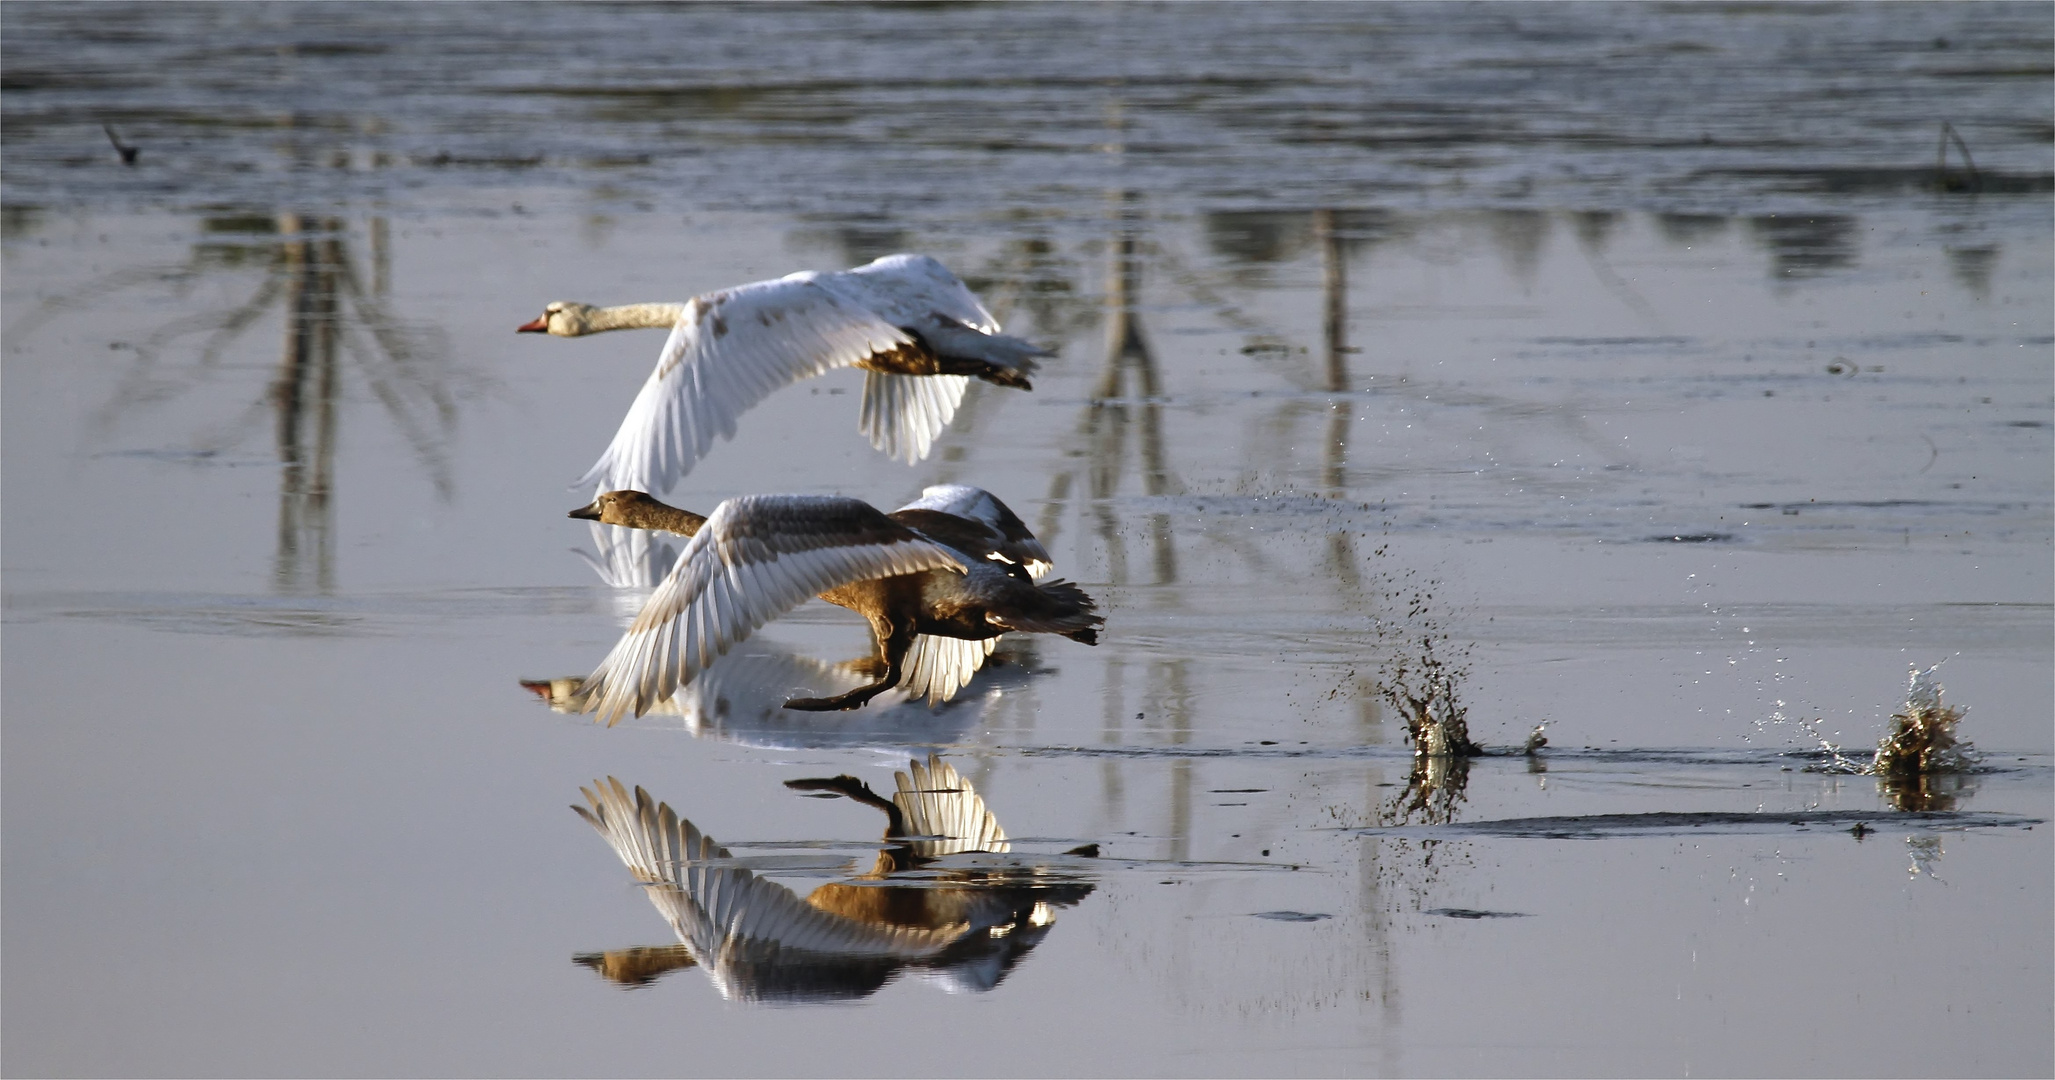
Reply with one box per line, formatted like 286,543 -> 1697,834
4,4 -> 2051,1077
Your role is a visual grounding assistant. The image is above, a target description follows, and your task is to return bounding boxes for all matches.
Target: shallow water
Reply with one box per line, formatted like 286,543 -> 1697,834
4,4 -> 2052,1077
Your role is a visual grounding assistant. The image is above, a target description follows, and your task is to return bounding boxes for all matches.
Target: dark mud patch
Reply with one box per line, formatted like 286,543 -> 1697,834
1425,908 -> 1531,919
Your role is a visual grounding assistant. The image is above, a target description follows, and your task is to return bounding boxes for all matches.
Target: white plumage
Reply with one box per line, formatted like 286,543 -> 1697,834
893,755 -> 1010,858
522,255 -> 1047,494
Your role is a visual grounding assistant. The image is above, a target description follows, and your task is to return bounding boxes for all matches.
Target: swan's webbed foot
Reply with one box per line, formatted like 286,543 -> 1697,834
784,681 -> 893,711
786,619 -> 909,711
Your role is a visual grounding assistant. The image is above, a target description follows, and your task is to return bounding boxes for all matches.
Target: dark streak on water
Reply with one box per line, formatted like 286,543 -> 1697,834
1251,910 -> 1331,923
1361,809 -> 2044,840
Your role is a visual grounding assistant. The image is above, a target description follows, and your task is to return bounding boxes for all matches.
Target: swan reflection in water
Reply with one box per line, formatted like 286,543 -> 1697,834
521,635 -> 1046,750
572,756 -> 1096,1003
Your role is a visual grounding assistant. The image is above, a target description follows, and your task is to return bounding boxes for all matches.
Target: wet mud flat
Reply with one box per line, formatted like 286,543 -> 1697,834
5,4 -> 2053,1077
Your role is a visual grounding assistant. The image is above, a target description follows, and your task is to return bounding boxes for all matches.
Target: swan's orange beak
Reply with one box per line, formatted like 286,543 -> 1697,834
516,315 -> 548,333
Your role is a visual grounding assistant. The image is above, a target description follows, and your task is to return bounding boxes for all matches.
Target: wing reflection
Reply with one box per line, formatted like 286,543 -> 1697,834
521,639 -> 1045,750
571,520 -> 680,592
573,757 -> 1095,1002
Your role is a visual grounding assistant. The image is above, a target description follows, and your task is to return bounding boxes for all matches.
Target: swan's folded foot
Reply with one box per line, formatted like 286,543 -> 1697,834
784,681 -> 892,711
976,365 -> 1033,391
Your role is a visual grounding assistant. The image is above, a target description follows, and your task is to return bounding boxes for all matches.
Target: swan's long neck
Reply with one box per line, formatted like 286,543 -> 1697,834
578,302 -> 686,334
616,499 -> 707,536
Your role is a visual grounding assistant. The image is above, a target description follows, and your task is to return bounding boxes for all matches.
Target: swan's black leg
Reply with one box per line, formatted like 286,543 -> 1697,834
785,618 -> 914,711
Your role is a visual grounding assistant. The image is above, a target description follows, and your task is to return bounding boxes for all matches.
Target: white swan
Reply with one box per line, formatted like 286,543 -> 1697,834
518,254 -> 1050,494
567,486 -> 1100,724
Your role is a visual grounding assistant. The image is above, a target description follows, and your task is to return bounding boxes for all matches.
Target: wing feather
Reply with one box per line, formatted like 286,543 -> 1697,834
578,277 -> 918,494
895,485 -> 1053,578
859,371 -> 969,464
897,633 -> 1000,705
893,755 -> 1009,858
832,254 -> 999,331
579,495 -> 968,724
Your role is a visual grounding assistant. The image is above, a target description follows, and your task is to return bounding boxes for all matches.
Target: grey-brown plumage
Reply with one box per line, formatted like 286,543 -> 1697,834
568,487 -> 1100,720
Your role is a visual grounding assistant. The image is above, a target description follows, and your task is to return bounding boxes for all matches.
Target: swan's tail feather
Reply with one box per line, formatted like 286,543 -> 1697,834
918,321 -> 1047,389
987,579 -> 1102,641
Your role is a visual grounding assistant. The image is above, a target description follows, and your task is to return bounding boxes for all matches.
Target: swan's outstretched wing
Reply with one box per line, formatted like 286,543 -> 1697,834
574,780 -> 965,978
894,754 -> 1010,858
896,633 -> 1000,705
577,495 -> 967,725
578,277 -> 922,495
859,371 -> 970,465
834,253 -> 999,331
895,484 -> 1053,578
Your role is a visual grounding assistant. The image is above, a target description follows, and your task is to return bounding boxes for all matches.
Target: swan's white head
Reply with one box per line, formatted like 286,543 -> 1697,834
516,301 -> 601,337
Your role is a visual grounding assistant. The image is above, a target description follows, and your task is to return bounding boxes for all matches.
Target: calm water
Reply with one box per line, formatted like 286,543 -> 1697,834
4,4 -> 2051,1077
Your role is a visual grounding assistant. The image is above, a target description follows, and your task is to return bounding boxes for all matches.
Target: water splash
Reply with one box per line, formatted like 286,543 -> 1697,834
1905,834 -> 1948,883
1769,701 -> 1867,774
1375,630 -> 1479,758
1384,660 -> 1477,758
1872,664 -> 1978,777
1779,665 -> 1981,794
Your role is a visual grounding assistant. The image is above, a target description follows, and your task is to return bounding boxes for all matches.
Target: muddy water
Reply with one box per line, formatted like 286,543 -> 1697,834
4,5 -> 2051,1077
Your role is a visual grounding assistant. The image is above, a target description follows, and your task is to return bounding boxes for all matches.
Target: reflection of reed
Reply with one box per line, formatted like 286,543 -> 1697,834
265,213 -> 455,592
47,207 -> 458,596
273,214 -> 341,592
1314,209 -> 1363,592
1089,190 -> 1178,587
